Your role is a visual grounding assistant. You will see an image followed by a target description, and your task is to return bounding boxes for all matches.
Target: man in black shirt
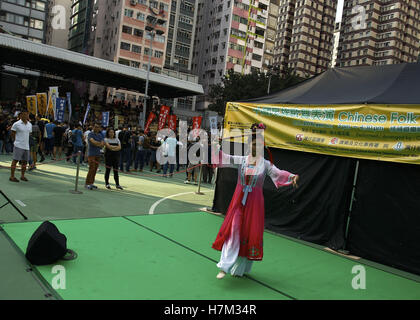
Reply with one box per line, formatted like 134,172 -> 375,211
118,126 -> 132,172
53,121 -> 66,160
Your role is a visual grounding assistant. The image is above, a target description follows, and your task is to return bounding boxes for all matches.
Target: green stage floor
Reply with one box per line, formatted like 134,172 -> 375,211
1,154 -> 420,300
2,212 -> 420,300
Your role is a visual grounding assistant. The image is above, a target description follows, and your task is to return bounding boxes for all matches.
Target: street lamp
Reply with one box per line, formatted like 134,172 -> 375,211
140,14 -> 165,129
267,64 -> 280,95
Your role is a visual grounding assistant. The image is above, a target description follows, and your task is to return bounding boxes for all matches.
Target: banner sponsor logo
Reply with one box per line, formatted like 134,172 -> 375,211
224,102 -> 420,165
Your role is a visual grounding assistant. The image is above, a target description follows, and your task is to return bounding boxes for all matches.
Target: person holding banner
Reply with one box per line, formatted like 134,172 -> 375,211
9,111 -> 32,182
212,123 -> 299,279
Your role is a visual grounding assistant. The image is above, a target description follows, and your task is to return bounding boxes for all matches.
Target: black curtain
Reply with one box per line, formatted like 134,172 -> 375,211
212,144 -> 356,250
347,159 -> 420,275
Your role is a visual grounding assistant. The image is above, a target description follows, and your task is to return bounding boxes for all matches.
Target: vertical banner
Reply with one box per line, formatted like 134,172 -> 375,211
26,96 -> 37,115
114,115 -> 119,129
36,93 -> 47,116
49,87 -> 59,120
158,105 -> 171,130
209,115 -> 218,135
102,111 -> 110,128
56,98 -> 66,123
192,116 -> 202,138
168,114 -> 177,131
145,112 -> 156,134
66,92 -> 72,122
83,103 -> 91,125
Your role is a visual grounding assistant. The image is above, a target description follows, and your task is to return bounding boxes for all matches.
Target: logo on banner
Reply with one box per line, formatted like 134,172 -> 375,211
329,137 -> 339,145
393,142 -> 404,151
296,134 -> 304,142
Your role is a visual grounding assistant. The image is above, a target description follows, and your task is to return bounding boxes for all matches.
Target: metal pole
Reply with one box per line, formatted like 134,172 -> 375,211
70,151 -> 83,194
196,164 -> 204,195
267,74 -> 272,95
338,160 -> 359,254
141,31 -> 154,130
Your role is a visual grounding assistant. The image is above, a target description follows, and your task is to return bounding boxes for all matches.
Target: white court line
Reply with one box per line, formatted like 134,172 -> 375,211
149,192 -> 195,215
15,200 -> 26,207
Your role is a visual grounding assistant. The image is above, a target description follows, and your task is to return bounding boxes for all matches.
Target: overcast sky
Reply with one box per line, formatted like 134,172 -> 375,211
336,0 -> 344,22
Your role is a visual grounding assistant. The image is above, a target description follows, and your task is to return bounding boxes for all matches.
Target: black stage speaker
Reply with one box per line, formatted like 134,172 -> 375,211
25,221 -> 68,265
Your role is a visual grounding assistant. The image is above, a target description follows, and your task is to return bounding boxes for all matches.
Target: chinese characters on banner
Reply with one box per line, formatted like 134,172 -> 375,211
83,103 -> 91,125
102,112 -> 110,128
56,98 -> 66,123
26,96 -> 37,115
158,105 -> 171,130
36,93 -> 47,116
48,87 -> 59,120
168,115 -> 177,131
192,116 -> 202,138
209,116 -> 218,135
66,92 -> 72,122
145,112 -> 156,134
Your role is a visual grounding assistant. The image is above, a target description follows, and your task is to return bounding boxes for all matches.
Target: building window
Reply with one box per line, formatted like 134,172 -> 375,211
120,42 -> 131,51
124,9 -> 134,18
122,25 -> 132,34
134,29 -> 143,37
132,45 -> 141,53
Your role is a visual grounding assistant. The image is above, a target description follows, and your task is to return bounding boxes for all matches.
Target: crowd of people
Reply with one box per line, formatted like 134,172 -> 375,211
1,107 -> 215,190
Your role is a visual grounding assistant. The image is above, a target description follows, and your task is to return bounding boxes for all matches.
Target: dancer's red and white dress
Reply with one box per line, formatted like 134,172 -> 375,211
212,150 -> 297,276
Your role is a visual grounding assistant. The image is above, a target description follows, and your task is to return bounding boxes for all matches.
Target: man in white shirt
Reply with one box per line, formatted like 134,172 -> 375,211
10,110 -> 32,182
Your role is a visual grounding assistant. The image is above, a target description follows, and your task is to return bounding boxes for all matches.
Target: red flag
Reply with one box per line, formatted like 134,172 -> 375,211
158,105 -> 171,130
168,114 -> 177,131
145,112 -> 156,134
192,116 -> 202,138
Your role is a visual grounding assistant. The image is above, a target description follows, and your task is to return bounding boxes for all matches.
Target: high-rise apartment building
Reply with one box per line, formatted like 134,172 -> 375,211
330,21 -> 341,67
45,0 -> 71,49
0,0 -> 47,43
192,0 -> 271,110
68,0 -> 94,52
88,0 -> 170,104
274,0 -> 337,77
262,0 -> 279,72
337,0 -> 420,67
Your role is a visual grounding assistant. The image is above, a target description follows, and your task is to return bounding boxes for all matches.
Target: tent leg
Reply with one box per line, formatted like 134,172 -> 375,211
339,160 -> 360,254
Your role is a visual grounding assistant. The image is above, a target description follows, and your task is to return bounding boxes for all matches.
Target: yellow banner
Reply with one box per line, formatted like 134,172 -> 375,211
26,95 -> 37,115
36,93 -> 47,116
47,93 -> 54,118
224,102 -> 420,165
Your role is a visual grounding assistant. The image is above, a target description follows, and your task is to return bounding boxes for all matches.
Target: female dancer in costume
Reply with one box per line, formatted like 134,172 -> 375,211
212,123 -> 299,279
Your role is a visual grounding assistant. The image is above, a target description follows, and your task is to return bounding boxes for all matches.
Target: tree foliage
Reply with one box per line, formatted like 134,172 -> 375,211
208,68 -> 305,116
